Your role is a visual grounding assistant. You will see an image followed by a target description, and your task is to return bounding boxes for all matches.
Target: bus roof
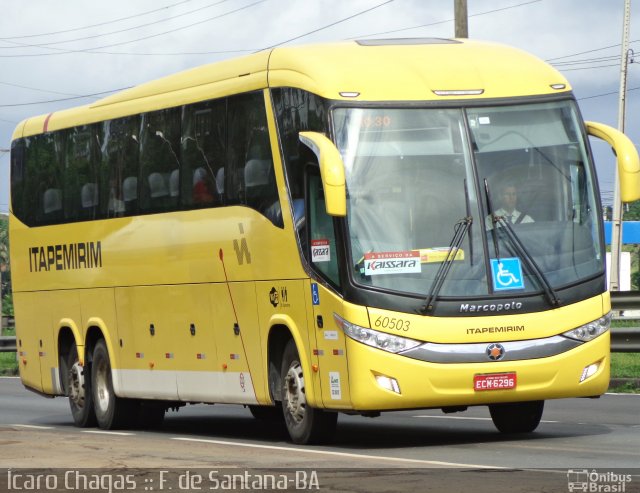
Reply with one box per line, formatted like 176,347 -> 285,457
14,38 -> 570,139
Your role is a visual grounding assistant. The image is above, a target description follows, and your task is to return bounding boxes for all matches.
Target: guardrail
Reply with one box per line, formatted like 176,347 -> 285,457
0,294 -> 639,353
0,336 -> 16,352
607,291 -> 640,353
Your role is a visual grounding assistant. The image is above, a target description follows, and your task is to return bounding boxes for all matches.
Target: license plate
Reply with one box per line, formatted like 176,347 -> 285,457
474,372 -> 517,391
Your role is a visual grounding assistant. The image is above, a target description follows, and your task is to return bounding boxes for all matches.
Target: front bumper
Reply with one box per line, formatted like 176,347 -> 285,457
345,331 -> 609,411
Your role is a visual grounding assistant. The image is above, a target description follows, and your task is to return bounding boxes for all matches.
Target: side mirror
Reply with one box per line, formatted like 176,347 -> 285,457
299,131 -> 346,216
586,121 -> 640,203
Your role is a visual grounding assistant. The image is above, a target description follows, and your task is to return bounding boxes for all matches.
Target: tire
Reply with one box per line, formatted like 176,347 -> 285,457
489,400 -> 544,434
280,339 -> 337,444
91,339 -> 137,429
65,344 -> 97,427
248,405 -> 284,422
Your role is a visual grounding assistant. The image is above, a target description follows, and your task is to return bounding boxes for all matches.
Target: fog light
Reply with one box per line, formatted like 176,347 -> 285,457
375,375 -> 401,394
580,361 -> 601,382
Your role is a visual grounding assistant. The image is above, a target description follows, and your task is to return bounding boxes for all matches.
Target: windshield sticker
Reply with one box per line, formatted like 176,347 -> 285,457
490,258 -> 525,291
311,239 -> 331,263
478,116 -> 491,125
364,251 -> 421,276
418,247 -> 465,263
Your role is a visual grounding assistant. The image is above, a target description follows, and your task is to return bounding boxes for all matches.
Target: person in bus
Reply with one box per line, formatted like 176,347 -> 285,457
485,182 -> 533,228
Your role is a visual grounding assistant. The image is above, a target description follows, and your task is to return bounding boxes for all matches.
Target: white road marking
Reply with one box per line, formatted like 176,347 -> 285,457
82,430 -> 135,436
11,424 -> 55,430
412,415 -> 558,423
171,437 -> 499,469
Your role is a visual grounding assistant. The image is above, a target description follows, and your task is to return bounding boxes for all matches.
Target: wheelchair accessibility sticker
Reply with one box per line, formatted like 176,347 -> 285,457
490,257 -> 524,291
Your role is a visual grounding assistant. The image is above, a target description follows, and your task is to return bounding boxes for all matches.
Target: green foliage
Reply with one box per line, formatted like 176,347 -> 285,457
611,352 -> 640,378
2,293 -> 13,316
0,352 -> 18,376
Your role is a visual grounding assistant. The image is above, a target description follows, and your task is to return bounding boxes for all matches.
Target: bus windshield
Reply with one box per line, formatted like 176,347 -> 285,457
333,100 -> 603,299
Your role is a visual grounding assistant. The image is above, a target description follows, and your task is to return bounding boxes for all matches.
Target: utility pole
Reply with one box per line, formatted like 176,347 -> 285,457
454,0 -> 468,38
610,0 -> 632,292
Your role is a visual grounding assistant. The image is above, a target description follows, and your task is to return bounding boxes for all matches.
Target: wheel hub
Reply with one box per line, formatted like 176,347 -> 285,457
69,362 -> 86,407
284,362 -> 306,424
94,359 -> 110,414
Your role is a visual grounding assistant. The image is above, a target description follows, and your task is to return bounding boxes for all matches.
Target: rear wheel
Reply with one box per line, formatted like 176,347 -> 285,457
65,345 -> 96,427
280,339 -> 337,444
92,339 -> 137,429
489,400 -> 544,434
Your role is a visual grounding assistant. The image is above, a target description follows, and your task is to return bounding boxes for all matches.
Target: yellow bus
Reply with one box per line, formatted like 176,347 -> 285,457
9,38 -> 640,444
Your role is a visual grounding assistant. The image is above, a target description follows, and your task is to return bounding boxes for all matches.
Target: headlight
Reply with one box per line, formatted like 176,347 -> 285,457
333,313 -> 421,353
562,313 -> 611,342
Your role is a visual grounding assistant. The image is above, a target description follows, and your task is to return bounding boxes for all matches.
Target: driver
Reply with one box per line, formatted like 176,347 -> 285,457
485,183 -> 533,229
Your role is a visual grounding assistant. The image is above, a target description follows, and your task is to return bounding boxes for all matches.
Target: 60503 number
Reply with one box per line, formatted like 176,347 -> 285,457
374,316 -> 410,331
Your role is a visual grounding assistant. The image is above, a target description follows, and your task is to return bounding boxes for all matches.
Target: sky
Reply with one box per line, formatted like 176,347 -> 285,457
0,0 -> 638,213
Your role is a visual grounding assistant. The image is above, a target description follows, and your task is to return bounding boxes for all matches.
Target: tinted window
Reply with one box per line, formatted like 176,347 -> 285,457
228,93 -> 282,226
11,90 -> 281,226
139,108 -> 181,213
98,116 -> 141,218
181,99 -> 226,209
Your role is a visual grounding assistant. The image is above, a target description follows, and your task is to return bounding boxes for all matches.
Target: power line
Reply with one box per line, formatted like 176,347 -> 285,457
577,85 -> 640,101
552,55 -> 620,67
0,0 -> 194,40
350,0 -> 541,39
0,0 -> 231,49
559,63 -> 620,72
0,80 -> 83,97
0,1 -> 266,58
0,88 -> 131,108
264,0 -> 395,49
546,39 -> 640,63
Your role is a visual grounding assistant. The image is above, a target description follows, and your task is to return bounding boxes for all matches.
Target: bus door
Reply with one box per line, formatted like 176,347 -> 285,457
306,169 -> 351,409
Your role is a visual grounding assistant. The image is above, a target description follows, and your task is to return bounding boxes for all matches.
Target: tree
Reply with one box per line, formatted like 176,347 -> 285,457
0,215 -> 9,318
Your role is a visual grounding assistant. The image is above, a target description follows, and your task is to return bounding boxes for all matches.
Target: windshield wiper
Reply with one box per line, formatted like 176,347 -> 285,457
495,216 -> 560,307
484,179 -> 560,307
419,216 -> 472,314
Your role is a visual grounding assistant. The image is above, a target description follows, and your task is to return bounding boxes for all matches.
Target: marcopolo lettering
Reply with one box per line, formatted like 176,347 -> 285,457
29,241 -> 102,273
466,325 -> 525,335
459,301 -> 523,313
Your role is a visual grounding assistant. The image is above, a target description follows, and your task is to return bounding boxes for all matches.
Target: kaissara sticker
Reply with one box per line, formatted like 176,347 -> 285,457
364,251 -> 421,276
311,239 -> 330,262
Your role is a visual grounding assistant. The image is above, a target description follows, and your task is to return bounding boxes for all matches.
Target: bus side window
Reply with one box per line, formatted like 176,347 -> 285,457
139,108 -> 181,213
308,169 -> 340,287
228,92 -> 282,227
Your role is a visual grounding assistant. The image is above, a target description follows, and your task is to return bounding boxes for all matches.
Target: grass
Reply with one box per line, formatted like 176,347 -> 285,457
0,351 -> 18,376
0,325 -> 17,375
611,352 -> 640,378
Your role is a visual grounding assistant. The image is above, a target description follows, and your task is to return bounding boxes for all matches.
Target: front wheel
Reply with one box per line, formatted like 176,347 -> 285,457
489,400 -> 544,434
92,339 -> 137,429
280,339 -> 337,444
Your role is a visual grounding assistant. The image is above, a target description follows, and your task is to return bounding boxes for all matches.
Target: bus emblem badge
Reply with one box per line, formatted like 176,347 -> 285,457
486,343 -> 505,361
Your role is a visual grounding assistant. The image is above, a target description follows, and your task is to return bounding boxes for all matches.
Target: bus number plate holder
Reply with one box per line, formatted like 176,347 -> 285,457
473,372 -> 517,391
